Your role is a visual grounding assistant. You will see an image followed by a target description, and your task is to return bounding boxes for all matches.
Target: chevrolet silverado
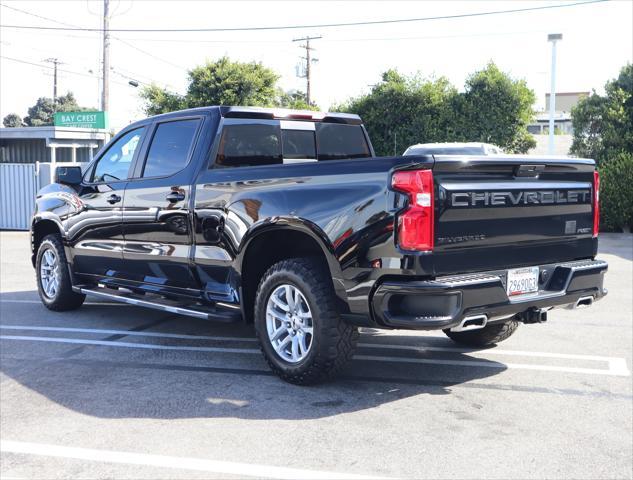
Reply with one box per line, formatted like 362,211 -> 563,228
31,106 -> 608,384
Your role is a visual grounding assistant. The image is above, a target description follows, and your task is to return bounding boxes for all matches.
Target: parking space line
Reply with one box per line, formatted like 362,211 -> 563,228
0,335 -> 260,355
0,440 -> 386,480
1,334 -> 629,377
354,354 -> 629,376
0,325 -> 258,343
2,326 -> 628,376
357,343 -> 631,376
608,358 -> 631,376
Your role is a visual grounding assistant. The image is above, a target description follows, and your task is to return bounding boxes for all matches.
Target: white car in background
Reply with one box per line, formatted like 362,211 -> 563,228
404,142 -> 504,156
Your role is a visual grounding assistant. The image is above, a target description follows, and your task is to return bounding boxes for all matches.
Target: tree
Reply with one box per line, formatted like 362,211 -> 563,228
24,97 -> 56,126
2,113 -> 23,128
456,62 -> 536,153
277,89 -> 318,111
334,63 -> 535,156
599,151 -> 633,232
139,85 -> 185,116
140,57 -> 288,114
571,64 -> 633,163
337,70 -> 458,155
23,92 -> 93,126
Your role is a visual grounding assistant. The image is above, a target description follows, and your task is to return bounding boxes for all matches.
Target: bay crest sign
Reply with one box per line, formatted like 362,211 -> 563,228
53,111 -> 108,129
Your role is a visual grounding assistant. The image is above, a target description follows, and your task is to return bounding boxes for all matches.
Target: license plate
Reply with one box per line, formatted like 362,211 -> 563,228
506,267 -> 539,297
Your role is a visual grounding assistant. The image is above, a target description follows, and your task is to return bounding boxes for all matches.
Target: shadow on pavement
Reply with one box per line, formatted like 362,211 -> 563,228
0,290 -> 513,421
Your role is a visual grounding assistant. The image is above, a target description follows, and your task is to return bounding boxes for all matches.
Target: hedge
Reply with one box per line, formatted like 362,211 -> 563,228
599,151 -> 633,232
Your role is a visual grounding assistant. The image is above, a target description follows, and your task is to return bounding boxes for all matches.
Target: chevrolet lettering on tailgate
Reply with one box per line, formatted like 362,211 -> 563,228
450,189 -> 592,207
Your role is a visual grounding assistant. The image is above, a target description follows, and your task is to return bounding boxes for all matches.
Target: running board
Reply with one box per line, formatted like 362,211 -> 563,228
74,286 -> 241,323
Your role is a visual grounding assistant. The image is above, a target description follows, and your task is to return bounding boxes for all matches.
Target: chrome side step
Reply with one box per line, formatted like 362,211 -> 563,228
74,286 -> 239,322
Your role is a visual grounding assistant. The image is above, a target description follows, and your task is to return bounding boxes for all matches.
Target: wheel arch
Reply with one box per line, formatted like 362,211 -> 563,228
31,216 -> 65,267
237,218 -> 348,323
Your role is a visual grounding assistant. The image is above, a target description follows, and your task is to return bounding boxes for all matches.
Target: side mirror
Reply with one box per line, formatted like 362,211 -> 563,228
55,166 -> 83,185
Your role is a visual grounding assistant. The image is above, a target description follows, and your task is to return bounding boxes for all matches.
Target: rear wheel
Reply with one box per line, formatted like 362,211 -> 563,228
254,257 -> 358,385
443,318 -> 519,347
36,234 -> 85,311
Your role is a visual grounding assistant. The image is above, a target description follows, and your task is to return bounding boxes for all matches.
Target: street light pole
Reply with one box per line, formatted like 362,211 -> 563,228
101,0 -> 110,113
547,33 -> 562,155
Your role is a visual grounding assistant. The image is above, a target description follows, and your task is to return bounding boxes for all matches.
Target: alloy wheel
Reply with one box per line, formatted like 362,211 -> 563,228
265,284 -> 314,363
40,248 -> 60,299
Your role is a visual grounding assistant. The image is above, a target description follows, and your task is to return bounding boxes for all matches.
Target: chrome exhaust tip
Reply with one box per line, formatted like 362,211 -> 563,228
574,296 -> 594,309
450,314 -> 488,333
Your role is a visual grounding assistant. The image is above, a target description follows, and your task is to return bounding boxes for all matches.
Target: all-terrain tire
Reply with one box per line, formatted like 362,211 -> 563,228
254,257 -> 358,385
443,318 -> 519,347
36,234 -> 85,311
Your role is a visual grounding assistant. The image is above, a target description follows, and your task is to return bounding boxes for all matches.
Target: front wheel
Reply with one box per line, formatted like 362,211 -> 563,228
254,257 -> 358,385
36,234 -> 85,311
443,318 -> 519,347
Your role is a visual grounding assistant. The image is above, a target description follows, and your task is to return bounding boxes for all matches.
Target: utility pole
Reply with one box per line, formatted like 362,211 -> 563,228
43,58 -> 62,103
293,36 -> 321,106
547,33 -> 562,154
101,0 -> 110,113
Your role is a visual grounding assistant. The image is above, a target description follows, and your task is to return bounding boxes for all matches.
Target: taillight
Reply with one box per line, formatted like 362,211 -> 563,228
593,170 -> 600,237
391,169 -> 434,251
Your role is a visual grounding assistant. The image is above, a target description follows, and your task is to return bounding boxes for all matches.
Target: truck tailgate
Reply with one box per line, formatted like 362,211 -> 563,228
430,156 -> 597,274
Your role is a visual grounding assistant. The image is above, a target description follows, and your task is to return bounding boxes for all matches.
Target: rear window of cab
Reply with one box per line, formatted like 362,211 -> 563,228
214,121 -> 371,168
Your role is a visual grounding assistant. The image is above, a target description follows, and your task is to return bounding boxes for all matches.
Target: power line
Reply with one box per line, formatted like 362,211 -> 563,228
0,55 -> 129,87
112,37 -> 188,71
11,28 -> 548,45
0,2 -> 187,72
103,29 -> 547,46
2,39 -> 100,65
0,2 -> 78,27
0,0 -> 609,33
2,56 -> 98,78
2,40 -> 168,87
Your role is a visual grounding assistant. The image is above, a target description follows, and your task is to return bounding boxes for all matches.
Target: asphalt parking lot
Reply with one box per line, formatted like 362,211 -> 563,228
0,231 -> 631,479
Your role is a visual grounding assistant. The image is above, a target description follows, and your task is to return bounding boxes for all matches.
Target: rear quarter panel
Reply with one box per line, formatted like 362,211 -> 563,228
193,156 -> 430,311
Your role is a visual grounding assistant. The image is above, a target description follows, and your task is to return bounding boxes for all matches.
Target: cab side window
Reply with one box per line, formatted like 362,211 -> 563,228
215,123 -> 282,168
315,123 -> 371,161
142,119 -> 201,178
92,128 -> 144,182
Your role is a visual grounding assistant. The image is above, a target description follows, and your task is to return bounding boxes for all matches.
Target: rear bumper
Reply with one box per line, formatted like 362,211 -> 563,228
370,259 -> 608,330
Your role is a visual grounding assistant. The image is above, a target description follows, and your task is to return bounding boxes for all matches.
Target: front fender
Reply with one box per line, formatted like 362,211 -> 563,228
31,183 -> 82,265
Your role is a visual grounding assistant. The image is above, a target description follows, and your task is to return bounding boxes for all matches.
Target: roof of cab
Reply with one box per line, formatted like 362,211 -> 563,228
219,106 -> 362,124
407,142 -> 491,149
127,106 -> 362,128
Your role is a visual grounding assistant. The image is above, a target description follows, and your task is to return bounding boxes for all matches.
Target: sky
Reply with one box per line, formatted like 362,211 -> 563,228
1,0 -> 632,131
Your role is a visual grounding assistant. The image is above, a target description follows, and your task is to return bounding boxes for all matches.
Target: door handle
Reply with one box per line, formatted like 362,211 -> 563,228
166,192 -> 186,203
107,194 -> 121,204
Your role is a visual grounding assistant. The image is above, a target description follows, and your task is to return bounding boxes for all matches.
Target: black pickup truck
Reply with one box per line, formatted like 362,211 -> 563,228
31,106 -> 608,384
